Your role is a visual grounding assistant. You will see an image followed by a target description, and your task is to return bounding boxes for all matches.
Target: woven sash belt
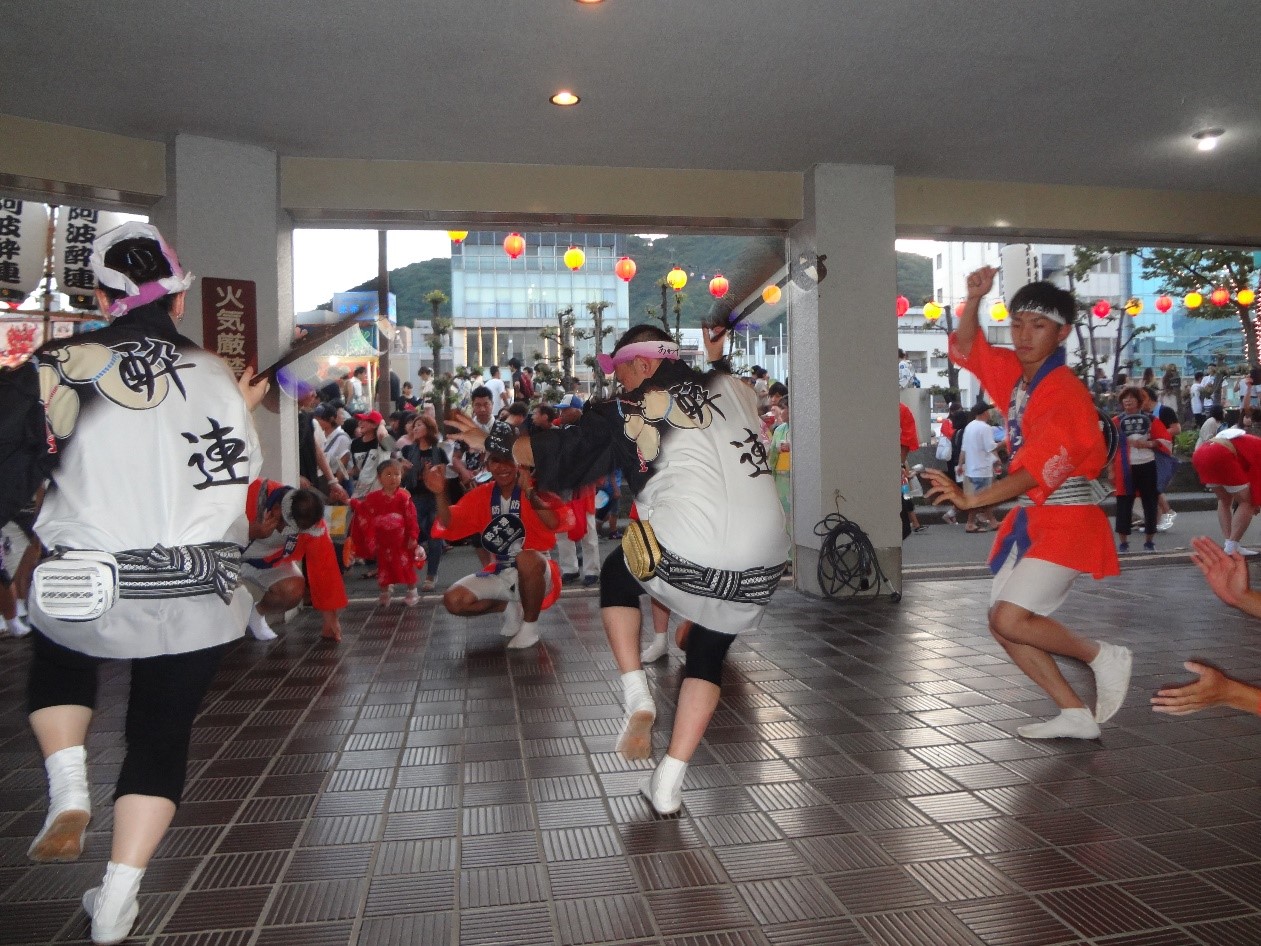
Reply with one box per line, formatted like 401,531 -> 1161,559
1017,475 -> 1109,508
114,542 -> 242,605
656,547 -> 787,605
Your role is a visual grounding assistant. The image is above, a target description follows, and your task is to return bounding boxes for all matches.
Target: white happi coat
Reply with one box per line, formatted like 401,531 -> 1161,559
27,306 -> 260,658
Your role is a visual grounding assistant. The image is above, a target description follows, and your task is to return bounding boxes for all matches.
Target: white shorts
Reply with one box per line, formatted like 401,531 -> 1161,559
239,561 -> 303,603
989,549 -> 1078,616
452,563 -> 553,604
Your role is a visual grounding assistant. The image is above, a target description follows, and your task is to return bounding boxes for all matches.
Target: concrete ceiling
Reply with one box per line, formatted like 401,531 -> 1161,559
7,0 -> 1258,195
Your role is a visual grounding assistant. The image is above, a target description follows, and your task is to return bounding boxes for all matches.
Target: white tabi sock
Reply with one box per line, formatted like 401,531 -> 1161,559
1017,708 -> 1100,740
29,745 -> 91,861
640,754 -> 688,815
82,861 -> 144,945
641,633 -> 669,662
501,600 -> 525,637
247,607 -> 277,641
1225,539 -> 1240,554
506,620 -> 540,649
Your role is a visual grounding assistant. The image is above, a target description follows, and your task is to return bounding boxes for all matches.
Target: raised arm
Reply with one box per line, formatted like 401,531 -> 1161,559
953,266 -> 998,360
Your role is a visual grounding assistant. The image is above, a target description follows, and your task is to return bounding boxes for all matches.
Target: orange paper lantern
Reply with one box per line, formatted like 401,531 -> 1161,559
614,256 -> 637,282
503,232 -> 525,259
708,273 -> 729,299
762,285 -> 782,305
1210,287 -> 1231,307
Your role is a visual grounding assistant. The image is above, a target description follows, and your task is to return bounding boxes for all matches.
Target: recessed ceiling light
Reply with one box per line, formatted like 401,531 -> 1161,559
550,90 -> 580,106
1193,127 -> 1225,151
574,0 -> 605,4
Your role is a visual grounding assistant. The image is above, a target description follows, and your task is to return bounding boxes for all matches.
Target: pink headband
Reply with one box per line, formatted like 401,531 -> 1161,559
596,340 -> 680,374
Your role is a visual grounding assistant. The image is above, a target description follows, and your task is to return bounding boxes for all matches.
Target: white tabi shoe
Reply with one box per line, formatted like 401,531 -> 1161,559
1091,642 -> 1133,723
246,607 -> 278,641
1017,708 -> 1101,740
640,633 -> 669,662
82,861 -> 144,945
616,670 -> 656,761
639,755 -> 688,815
29,745 -> 91,862
501,600 -> 525,637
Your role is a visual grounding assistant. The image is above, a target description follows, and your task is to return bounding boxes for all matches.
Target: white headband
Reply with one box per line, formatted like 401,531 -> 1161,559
89,221 -> 195,317
1011,303 -> 1067,325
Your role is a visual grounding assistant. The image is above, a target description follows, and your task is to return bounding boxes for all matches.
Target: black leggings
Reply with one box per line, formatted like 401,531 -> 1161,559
27,631 -> 230,806
1116,461 -> 1159,537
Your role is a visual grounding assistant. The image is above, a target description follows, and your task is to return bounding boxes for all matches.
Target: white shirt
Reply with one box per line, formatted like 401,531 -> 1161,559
486,376 -> 508,411
1190,382 -> 1206,414
960,418 -> 997,478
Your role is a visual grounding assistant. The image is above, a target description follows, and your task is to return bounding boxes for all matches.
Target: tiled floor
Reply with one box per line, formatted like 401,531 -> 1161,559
3,565 -> 1261,946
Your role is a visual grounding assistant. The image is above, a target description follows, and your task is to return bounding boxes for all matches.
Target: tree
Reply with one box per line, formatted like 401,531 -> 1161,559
1075,245 -> 1260,368
578,300 -> 616,399
423,290 -> 453,370
1069,248 -> 1154,386
538,305 -> 578,381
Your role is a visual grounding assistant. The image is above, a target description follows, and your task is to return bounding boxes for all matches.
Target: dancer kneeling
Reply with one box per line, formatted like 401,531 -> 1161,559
447,325 -> 789,814
923,267 -> 1131,740
426,421 -> 562,648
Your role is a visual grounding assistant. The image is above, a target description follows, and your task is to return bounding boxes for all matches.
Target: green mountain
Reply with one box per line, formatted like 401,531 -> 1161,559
339,235 -> 935,331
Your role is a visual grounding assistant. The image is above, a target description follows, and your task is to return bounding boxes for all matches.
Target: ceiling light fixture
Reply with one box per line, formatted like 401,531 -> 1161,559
1193,127 -> 1224,151
550,90 -> 580,106
574,0 -> 605,4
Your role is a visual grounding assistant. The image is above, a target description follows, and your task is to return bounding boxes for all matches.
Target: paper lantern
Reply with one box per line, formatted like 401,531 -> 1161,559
896,295 -> 910,318
446,230 -> 468,244
503,232 -> 525,259
1092,300 -> 1112,319
954,301 -> 966,318
614,256 -> 637,282
1124,298 -> 1143,316
1210,287 -> 1231,307
1239,288 -> 1257,306
708,273 -> 729,299
1155,294 -> 1173,313
990,301 -> 1008,322
563,246 -> 586,271
666,266 -> 688,291
1185,291 -> 1203,309
922,301 -> 943,321
762,285 -> 782,305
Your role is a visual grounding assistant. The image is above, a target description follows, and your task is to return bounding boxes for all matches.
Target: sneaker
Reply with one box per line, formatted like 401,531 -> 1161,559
403,589 -> 420,607
421,578 -> 436,592
1091,642 -> 1133,724
1240,546 -> 1259,557
582,574 -> 599,587
1143,541 -> 1155,553
1156,512 -> 1175,532
1118,541 -> 1129,553
561,572 -> 579,585
913,525 -> 928,533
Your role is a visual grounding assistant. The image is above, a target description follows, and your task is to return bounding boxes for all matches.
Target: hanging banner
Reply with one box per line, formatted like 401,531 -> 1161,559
201,277 -> 258,379
0,321 -> 44,367
0,199 -> 50,304
53,207 -> 125,310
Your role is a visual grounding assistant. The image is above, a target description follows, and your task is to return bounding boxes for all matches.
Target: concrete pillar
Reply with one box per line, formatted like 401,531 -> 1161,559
788,164 -> 901,596
152,134 -> 296,484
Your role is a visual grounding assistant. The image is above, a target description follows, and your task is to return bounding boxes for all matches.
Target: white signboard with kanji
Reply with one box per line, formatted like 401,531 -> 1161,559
0,199 -> 50,304
53,207 -> 125,310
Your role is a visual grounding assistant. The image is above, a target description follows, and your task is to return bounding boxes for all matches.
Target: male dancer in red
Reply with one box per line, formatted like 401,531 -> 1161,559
923,266 -> 1131,739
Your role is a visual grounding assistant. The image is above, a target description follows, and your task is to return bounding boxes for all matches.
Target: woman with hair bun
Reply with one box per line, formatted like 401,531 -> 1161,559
0,222 -> 267,944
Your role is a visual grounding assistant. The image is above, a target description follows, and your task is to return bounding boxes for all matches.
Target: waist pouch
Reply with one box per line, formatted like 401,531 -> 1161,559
35,542 -> 243,622
621,519 -> 662,581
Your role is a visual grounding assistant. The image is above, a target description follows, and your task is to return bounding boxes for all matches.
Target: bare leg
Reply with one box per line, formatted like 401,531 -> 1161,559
1215,490 -> 1233,539
30,705 -> 93,756
515,551 -> 546,623
1229,497 -> 1255,543
665,678 -> 721,762
605,606 -> 643,674
110,795 -> 176,868
989,601 -> 1097,710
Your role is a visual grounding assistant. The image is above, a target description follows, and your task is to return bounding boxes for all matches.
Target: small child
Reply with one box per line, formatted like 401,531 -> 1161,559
350,460 -> 421,606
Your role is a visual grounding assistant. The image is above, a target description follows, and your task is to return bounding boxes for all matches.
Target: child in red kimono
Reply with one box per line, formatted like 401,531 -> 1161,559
350,459 -> 420,606
924,267 -> 1130,741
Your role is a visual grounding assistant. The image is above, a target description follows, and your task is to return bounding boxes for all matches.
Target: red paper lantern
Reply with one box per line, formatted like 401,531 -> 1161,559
954,301 -> 966,318
1092,300 -> 1111,319
1210,287 -> 1231,307
1155,294 -> 1173,313
896,295 -> 910,318
708,273 -> 729,299
614,256 -> 637,282
503,232 -> 525,259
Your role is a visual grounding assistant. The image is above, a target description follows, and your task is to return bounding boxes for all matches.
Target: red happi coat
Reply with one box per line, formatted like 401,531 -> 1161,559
245,479 -> 348,611
950,333 -> 1119,579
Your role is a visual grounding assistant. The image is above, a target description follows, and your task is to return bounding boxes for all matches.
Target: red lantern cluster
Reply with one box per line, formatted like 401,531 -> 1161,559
1092,300 -> 1112,319
503,232 -> 525,259
708,273 -> 729,299
1155,294 -> 1173,313
895,295 -> 910,318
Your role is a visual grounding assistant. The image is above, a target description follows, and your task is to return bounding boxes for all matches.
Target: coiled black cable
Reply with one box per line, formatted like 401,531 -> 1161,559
813,511 -> 900,602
